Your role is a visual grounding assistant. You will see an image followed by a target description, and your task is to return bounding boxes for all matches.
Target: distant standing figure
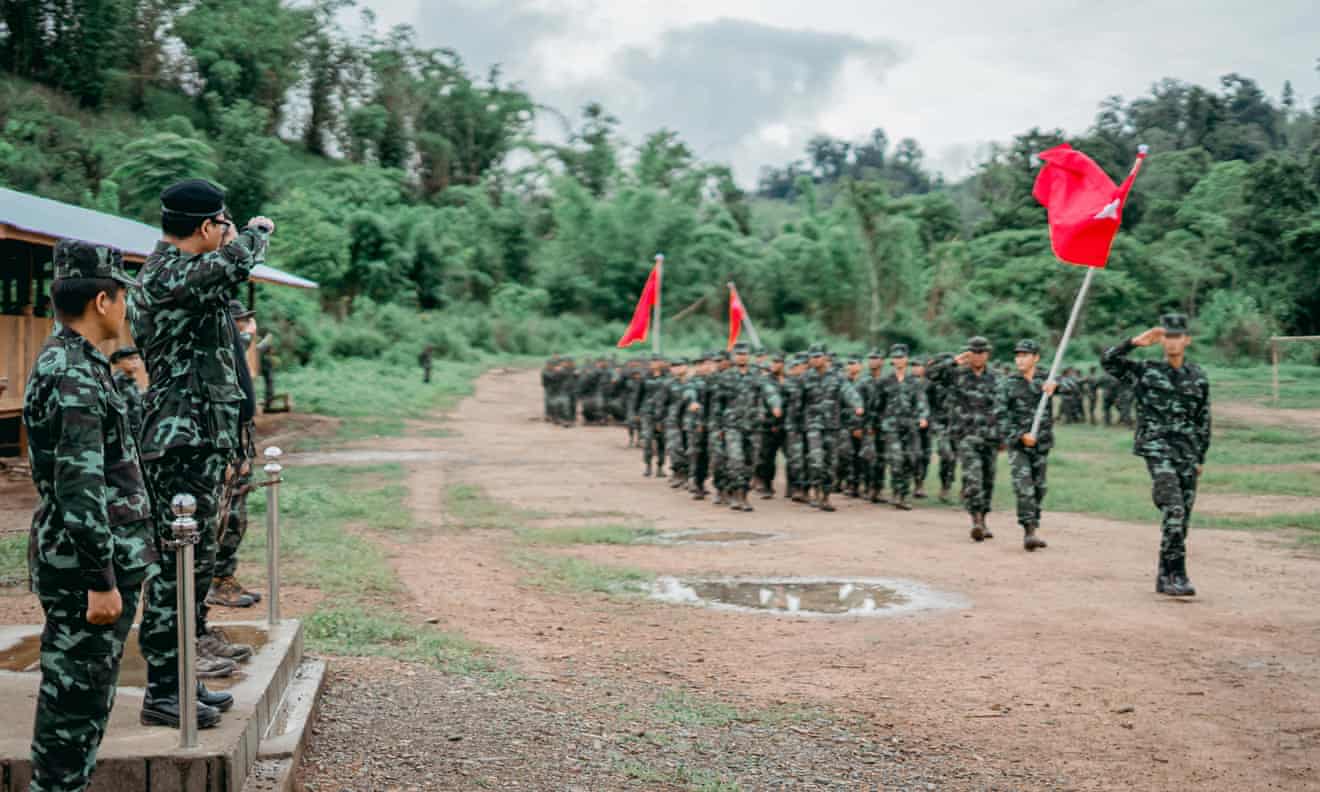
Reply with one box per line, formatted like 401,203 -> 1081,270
419,345 -> 434,384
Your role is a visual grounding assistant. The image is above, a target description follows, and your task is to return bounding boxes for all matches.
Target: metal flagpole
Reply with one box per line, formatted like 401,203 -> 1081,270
727,282 -> 763,348
652,254 -> 663,355
1029,266 -> 1095,437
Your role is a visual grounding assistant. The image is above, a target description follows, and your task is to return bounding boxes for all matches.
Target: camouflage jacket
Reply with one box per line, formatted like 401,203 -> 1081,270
1102,340 -> 1211,463
928,356 -> 1000,443
759,376 -> 786,431
665,376 -> 690,428
129,229 -> 269,459
996,370 -> 1072,452
24,327 -> 157,592
642,373 -> 671,420
782,376 -> 806,432
839,375 -> 866,431
858,372 -> 885,431
803,368 -> 863,431
112,370 -> 144,440
722,367 -> 783,433
681,376 -> 707,434
874,373 -> 931,433
625,371 -> 645,415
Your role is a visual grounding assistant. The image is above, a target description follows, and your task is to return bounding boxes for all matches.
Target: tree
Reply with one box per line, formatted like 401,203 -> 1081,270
109,132 -> 217,222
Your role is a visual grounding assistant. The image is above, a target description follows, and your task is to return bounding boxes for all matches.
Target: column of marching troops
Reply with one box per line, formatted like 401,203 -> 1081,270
542,320 -> 1207,597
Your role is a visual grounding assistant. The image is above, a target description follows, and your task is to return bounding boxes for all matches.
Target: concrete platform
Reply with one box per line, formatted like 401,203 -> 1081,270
0,619 -> 310,792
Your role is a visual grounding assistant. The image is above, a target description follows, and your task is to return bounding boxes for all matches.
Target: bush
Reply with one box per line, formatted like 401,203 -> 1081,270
1197,291 -> 1279,362
329,326 -> 391,359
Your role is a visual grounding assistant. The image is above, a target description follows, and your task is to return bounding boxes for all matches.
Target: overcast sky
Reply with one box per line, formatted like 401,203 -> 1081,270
362,0 -> 1319,183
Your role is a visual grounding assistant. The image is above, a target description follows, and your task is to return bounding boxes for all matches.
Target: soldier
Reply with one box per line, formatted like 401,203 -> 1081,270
23,241 -> 171,791
1058,366 -> 1085,424
996,339 -> 1068,551
860,350 -> 888,503
804,345 -> 864,512
639,356 -> 668,476
664,357 -> 690,489
208,299 -> 262,610
782,354 -> 810,503
683,353 -> 714,499
835,355 -> 866,498
541,356 -> 559,423
754,352 -> 787,498
875,344 -> 929,510
1102,314 -> 1210,597
1082,366 -> 1100,425
131,180 -> 268,728
929,336 -> 1001,541
558,357 -> 579,426
911,358 -> 932,498
720,341 -> 782,511
706,352 -> 733,504
1116,377 -> 1135,427
927,353 -> 959,503
109,346 -> 145,439
419,345 -> 434,384
624,358 -> 645,446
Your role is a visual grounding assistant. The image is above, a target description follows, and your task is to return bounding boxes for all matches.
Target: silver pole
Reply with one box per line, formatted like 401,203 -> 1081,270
652,254 -> 664,356
263,447 -> 284,626
1030,266 -> 1096,437
171,494 -> 199,749
727,282 -> 763,349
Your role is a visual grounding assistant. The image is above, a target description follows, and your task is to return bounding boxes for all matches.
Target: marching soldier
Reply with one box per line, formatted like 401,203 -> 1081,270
837,355 -> 867,498
720,342 -> 782,511
706,352 -> 733,504
664,358 -> 691,489
860,350 -> 887,503
804,345 -> 863,512
1102,314 -> 1210,597
624,358 -> 645,445
996,339 -> 1067,551
683,353 -> 715,499
753,352 -> 787,498
929,336 -> 1000,541
541,355 -> 559,423
640,356 -> 667,475
782,354 -> 810,503
24,241 -> 163,790
911,358 -> 932,498
876,344 -> 929,510
925,354 -> 959,503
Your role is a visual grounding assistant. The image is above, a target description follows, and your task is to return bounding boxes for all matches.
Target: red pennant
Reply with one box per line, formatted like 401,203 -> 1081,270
727,288 -> 747,350
617,265 -> 659,347
1033,144 -> 1146,268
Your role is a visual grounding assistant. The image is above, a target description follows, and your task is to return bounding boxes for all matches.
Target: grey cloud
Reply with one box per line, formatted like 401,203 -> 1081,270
409,0 -> 563,75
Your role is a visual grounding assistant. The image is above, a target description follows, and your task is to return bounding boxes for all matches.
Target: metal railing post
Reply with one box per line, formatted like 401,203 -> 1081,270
263,447 -> 284,626
171,494 -> 200,749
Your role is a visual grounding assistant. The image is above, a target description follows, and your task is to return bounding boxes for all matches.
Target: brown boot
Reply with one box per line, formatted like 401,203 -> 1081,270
1023,523 -> 1047,552
206,576 -> 256,608
970,514 -> 985,542
199,627 -> 253,662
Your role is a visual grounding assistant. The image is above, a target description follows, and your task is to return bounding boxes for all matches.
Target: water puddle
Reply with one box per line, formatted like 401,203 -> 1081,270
650,577 -> 967,618
0,624 -> 269,688
654,529 -> 778,545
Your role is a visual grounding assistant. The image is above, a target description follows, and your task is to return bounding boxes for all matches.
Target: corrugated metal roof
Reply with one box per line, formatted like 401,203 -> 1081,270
0,185 -> 317,289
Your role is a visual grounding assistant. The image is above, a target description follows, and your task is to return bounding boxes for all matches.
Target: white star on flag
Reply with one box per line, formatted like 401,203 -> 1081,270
1093,199 -> 1121,220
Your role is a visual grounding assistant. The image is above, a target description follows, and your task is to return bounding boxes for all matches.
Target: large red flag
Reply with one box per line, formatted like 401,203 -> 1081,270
1033,144 -> 1147,268
617,265 -> 659,347
727,287 -> 747,350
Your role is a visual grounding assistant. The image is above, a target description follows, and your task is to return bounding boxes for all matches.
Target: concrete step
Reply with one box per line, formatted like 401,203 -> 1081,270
240,658 -> 327,792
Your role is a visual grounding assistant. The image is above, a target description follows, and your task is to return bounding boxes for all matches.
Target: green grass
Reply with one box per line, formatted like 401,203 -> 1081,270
304,605 -> 493,675
516,523 -> 657,546
0,534 -> 26,587
511,550 -> 654,594
1207,363 -> 1320,409
651,690 -> 742,727
445,483 -> 544,530
616,759 -> 742,792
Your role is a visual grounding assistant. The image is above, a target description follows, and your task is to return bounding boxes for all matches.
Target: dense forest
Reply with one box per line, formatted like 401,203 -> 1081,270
2,1 -> 1318,365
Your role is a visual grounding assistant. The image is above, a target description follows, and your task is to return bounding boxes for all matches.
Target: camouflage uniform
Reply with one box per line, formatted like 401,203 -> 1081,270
24,244 -> 157,792
624,363 -> 645,445
925,355 -> 959,498
130,222 -> 270,705
540,358 -> 557,422
804,349 -> 863,506
1102,317 -> 1211,592
875,349 -> 930,504
996,346 -> 1071,544
858,356 -> 886,501
111,368 -> 144,440
682,363 -> 711,496
781,360 -> 808,497
835,361 -> 867,496
556,361 -> 578,425
722,363 -> 782,495
640,366 -> 669,473
664,362 -> 690,481
705,359 -> 731,498
928,340 -> 1001,523
1082,368 -> 1100,424
754,357 -> 787,495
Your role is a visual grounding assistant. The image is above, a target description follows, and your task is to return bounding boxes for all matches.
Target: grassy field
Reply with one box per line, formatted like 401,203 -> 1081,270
0,533 -> 24,588
1206,363 -> 1320,409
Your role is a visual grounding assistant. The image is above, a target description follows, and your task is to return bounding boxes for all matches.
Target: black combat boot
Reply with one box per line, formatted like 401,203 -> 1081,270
141,696 -> 223,729
820,492 -> 836,512
1155,557 -> 1171,594
1167,557 -> 1196,597
1023,522 -> 1047,552
643,462 -> 652,477
198,682 -> 234,712
894,494 -> 912,511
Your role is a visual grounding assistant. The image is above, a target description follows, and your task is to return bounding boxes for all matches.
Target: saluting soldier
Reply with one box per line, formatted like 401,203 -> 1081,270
1102,314 -> 1210,597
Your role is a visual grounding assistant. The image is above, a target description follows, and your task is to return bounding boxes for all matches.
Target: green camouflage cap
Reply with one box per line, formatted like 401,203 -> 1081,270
1014,338 -> 1040,354
753,346 -> 766,355
867,348 -> 884,360
732,341 -> 751,353
845,353 -> 861,364
1160,313 -> 1189,336
770,351 -> 785,362
53,239 -> 139,287
965,336 -> 991,352
888,343 -> 909,358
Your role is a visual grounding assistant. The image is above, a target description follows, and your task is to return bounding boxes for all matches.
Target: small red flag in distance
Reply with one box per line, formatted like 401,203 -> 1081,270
617,264 -> 659,347
727,288 -> 747,350
1033,144 -> 1147,268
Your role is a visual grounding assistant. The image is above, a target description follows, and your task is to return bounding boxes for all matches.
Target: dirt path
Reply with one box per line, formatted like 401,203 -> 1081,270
354,368 -> 1320,791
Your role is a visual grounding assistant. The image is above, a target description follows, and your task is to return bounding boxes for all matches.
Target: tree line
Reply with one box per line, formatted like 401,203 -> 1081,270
1,1 -> 1318,363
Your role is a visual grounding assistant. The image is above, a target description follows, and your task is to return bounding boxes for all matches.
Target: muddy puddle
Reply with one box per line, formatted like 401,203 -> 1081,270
651,576 -> 967,618
654,529 -> 778,545
0,624 -> 269,689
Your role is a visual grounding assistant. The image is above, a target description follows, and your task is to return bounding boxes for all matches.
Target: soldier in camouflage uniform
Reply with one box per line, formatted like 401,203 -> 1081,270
705,352 -> 733,504
109,347 -> 145,439
834,355 -> 866,498
860,350 -> 887,503
639,356 -> 668,476
929,336 -> 1001,541
1082,366 -> 1100,425
925,354 -> 959,503
754,353 -> 787,498
682,353 -> 714,499
664,358 -> 691,488
910,358 -> 932,498
782,354 -> 810,502
1058,366 -> 1085,424
804,345 -> 864,512
996,339 -> 1069,551
541,356 -> 559,423
557,357 -> 579,425
623,359 -> 645,445
1102,314 -> 1210,597
875,344 -> 930,510
130,180 -> 269,727
718,342 -> 782,511
23,241 -> 173,791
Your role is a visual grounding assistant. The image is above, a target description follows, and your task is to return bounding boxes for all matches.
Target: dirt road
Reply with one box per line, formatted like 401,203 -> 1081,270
329,368 -> 1320,791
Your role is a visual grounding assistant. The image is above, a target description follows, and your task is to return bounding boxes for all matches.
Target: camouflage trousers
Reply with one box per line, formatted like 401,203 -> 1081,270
140,447 -> 228,701
29,581 -> 143,792
216,459 -> 254,579
864,431 -> 885,494
549,394 -> 573,425
707,428 -> 727,492
665,422 -> 689,477
687,427 -> 709,487
784,430 -> 806,491
1008,448 -> 1048,526
755,428 -> 782,491
807,427 -> 837,492
937,428 -> 958,490
640,415 -> 665,465
725,428 -> 755,491
582,394 -> 606,424
884,426 -> 923,498
915,425 -> 931,488
1145,456 -> 1199,565
958,437 -> 997,515
836,430 -> 864,490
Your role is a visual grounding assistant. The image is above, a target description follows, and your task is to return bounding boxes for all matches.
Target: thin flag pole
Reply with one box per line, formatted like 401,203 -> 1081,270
653,254 -> 664,355
727,281 -> 763,348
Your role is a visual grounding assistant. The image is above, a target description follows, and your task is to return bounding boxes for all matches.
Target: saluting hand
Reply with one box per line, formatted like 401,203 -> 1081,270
1132,327 -> 1165,347
954,351 -> 972,366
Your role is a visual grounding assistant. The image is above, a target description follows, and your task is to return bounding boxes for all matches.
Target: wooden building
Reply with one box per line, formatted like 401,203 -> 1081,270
0,186 -> 317,458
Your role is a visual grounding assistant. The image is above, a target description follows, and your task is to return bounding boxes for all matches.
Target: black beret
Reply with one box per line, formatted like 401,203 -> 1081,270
161,179 -> 226,217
